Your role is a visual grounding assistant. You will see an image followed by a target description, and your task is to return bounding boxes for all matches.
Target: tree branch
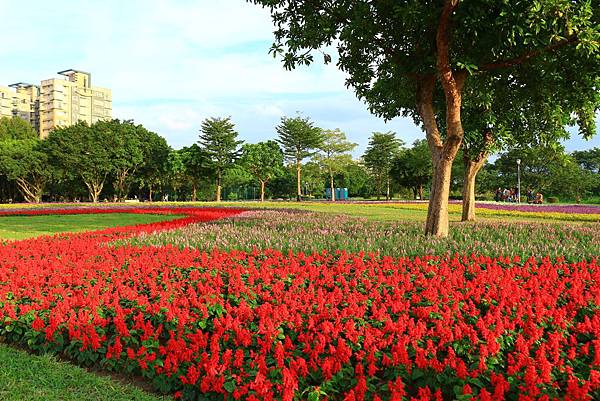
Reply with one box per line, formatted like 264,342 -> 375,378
417,75 -> 443,156
479,35 -> 579,71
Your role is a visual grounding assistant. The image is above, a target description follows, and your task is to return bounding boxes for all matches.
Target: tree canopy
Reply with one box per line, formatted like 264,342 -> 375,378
276,115 -> 323,201
363,132 -> 403,200
198,117 -> 243,202
392,139 -> 432,201
240,141 -> 284,202
315,129 -> 357,201
0,117 -> 37,141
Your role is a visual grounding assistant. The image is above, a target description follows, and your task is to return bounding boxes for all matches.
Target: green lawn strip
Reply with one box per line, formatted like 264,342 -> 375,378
148,201 -> 596,224
0,213 -> 181,240
0,344 -> 169,401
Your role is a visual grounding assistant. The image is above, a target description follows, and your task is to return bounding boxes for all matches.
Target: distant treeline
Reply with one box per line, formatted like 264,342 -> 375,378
0,116 -> 598,203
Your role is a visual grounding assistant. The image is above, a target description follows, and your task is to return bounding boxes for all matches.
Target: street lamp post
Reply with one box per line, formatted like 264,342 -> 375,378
517,159 -> 521,203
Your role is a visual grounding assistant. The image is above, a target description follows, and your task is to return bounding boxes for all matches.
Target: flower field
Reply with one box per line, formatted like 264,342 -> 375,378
1,206 -> 600,400
127,210 -> 600,262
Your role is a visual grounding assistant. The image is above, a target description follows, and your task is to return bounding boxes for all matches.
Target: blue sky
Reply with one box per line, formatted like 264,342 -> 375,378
0,0 -> 597,156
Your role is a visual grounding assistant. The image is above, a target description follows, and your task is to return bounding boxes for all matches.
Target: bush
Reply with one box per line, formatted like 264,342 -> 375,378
547,196 -> 559,203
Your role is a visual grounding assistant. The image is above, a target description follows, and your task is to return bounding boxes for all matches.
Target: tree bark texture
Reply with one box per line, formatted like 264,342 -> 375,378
260,180 -> 266,202
418,0 -> 466,237
461,147 -> 489,222
84,180 -> 104,203
16,177 -> 44,203
296,160 -> 302,202
330,170 -> 335,201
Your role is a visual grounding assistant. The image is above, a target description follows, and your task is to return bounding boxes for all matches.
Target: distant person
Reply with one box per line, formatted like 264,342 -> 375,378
527,189 -> 534,204
495,188 -> 502,202
534,192 -> 544,204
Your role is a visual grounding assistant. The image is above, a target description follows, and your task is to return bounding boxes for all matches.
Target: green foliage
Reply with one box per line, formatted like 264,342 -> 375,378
363,132 -> 403,199
249,0 -> 599,122
336,161 -> 373,198
95,120 -> 147,200
136,130 -> 171,200
300,161 -> 325,197
0,139 -> 49,202
250,0 -> 599,232
276,115 -> 322,163
198,117 -> 243,179
240,141 -> 285,200
481,144 -> 598,201
314,129 -> 357,198
44,122 -> 113,202
392,139 -> 432,199
240,141 -> 284,184
573,148 -> 600,174
172,144 -> 212,201
0,117 -> 37,141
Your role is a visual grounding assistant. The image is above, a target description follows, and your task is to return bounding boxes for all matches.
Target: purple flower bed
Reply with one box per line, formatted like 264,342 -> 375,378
476,202 -> 600,214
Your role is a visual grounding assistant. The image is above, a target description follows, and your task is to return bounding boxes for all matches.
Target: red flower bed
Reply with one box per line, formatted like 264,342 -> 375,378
0,207 -> 599,400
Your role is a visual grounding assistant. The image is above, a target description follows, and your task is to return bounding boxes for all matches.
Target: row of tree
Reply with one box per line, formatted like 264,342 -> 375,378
1,115 -> 597,211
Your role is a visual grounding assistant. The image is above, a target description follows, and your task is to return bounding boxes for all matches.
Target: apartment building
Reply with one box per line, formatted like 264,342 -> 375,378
0,83 -> 41,133
1,70 -> 111,138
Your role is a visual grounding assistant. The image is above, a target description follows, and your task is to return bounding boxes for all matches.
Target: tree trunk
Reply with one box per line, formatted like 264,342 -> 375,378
418,74 -> 466,237
16,177 -> 44,203
216,172 -> 222,202
330,170 -> 335,202
116,170 -> 129,202
296,159 -> 302,202
386,177 -> 390,200
192,182 -> 197,202
425,157 -> 455,236
148,188 -> 153,202
84,180 -> 104,203
418,184 -> 424,200
461,154 -> 487,222
416,2 -> 467,237
260,180 -> 266,202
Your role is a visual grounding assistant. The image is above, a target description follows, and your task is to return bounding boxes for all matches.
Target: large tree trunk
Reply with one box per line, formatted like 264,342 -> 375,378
192,182 -> 197,202
425,157 -> 455,236
260,179 -> 266,202
216,172 -> 222,202
461,151 -> 488,222
84,179 -> 104,203
386,177 -> 391,200
330,170 -> 335,201
418,1 -> 466,237
16,177 -> 44,203
418,75 -> 464,237
296,160 -> 302,202
115,170 -> 128,202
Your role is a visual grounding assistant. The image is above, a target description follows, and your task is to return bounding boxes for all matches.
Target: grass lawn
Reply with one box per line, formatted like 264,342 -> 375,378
0,213 -> 180,240
148,200 -> 599,223
0,345 -> 169,401
0,211 -> 177,400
